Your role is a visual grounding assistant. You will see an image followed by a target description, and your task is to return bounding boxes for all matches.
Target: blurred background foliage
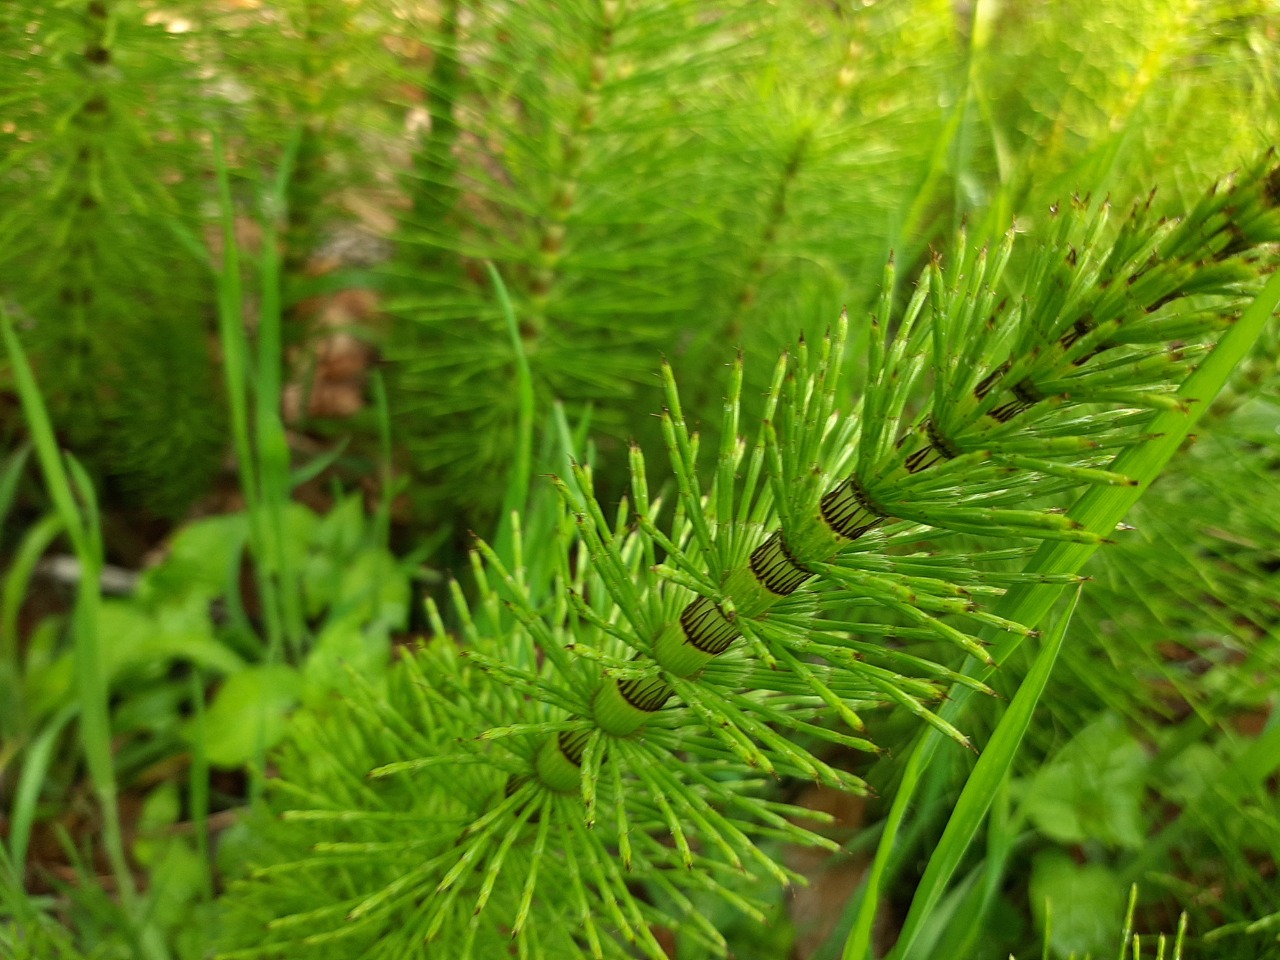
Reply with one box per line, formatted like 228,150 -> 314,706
2,0 -> 1279,958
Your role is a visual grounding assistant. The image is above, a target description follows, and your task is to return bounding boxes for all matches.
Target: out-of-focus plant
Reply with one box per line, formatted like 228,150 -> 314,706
385,0 -> 966,529
0,0 -> 224,517
972,0 -> 1280,225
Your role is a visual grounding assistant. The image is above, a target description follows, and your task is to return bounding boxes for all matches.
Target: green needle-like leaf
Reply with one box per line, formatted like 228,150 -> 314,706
889,588 -> 1080,959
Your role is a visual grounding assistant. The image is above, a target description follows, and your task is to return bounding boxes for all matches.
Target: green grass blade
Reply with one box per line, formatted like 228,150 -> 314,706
211,130 -> 257,521
0,513 -> 61,733
63,452 -> 103,561
256,132 -> 305,655
289,437 -> 351,490
0,442 -> 30,543
1,310 -> 91,560
927,777 -> 1016,958
846,267 -> 1280,960
7,704 -> 76,870
889,588 -> 1080,959
189,670 -> 214,910
210,132 -> 277,663
492,260 -> 536,557
1,309 -> 167,958
371,369 -> 395,551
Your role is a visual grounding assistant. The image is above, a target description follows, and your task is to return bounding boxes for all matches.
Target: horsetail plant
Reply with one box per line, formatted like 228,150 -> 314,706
217,155 -> 1280,959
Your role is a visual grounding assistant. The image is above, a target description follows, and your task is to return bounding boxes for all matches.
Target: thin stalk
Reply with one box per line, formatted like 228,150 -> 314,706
189,670 -> 213,911
211,133 -> 278,658
257,131 -> 306,656
0,514 -> 61,735
523,1 -> 617,334
57,0 -> 113,409
892,0 -> 987,276
492,261 -> 535,562
7,704 -> 76,872
404,0 -> 462,274
0,443 -> 29,543
371,369 -> 394,551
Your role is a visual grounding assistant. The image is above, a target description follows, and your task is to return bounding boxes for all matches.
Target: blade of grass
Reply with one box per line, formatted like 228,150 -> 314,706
918,776 -> 1017,959
63,453 -> 103,561
7,704 -> 76,870
845,267 -> 1280,959
211,132 -> 275,659
188,669 -> 213,914
0,442 -> 30,542
492,260 -> 536,560
2,309 -> 168,960
0,513 -> 61,733
888,588 -> 1080,959
370,370 -> 392,546
289,436 -> 351,490
256,131 -> 306,657
1,313 -> 92,561
1120,717 -> 1280,886
892,0 -> 989,272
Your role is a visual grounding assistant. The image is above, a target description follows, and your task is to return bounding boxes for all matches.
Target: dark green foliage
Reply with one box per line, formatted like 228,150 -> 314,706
975,0 -> 1280,219
0,0 -> 223,517
1,849 -> 86,960
388,0 -> 750,522
384,0 -> 1280,535
386,0 -> 967,528
4,0 -> 1275,529
894,356 -> 1280,958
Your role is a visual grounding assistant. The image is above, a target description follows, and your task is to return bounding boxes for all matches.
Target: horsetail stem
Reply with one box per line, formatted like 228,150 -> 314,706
530,152 -> 1280,794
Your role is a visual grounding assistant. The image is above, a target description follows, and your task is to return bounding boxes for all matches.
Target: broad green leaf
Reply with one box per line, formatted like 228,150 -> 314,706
195,665 -> 302,769
302,613 -> 391,705
1029,850 -> 1126,959
97,602 -> 158,681
137,514 -> 249,605
333,548 -> 410,632
133,781 -> 182,868
99,597 -> 244,682
1022,713 -> 1148,850
312,492 -> 366,557
142,837 -> 205,939
281,501 -> 321,565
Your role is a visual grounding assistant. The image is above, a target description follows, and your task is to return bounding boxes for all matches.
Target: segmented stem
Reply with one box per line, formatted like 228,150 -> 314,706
533,154 -> 1280,791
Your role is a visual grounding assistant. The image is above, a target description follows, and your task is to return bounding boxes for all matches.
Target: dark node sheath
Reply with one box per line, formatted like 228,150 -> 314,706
557,728 -> 592,766
680,596 -> 740,655
974,360 -> 1011,399
616,675 -> 674,713
820,477 -> 885,540
748,532 -> 813,596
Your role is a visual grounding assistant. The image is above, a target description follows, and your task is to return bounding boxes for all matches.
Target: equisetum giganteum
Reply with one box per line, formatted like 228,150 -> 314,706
219,155 -> 1280,960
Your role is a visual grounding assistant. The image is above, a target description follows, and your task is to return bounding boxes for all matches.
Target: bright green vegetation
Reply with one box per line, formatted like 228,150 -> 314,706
3,2 -> 1280,959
